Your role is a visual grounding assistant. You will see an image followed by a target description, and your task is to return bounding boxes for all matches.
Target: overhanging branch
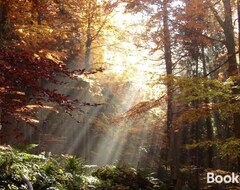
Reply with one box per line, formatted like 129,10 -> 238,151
205,51 -> 239,77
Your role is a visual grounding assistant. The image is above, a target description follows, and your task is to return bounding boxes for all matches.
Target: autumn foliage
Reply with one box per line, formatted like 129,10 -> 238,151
2,0 -> 240,189
0,45 -> 78,122
0,0 -> 108,124
0,0 -> 84,128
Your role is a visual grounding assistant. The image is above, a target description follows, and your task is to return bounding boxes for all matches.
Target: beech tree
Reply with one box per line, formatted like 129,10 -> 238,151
0,0 -> 105,142
123,0 -> 181,186
81,0 -> 118,69
121,0 -> 240,188
2,0 -> 240,188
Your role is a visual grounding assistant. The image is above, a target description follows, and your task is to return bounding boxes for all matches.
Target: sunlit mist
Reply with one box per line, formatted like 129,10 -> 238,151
31,6 -> 166,168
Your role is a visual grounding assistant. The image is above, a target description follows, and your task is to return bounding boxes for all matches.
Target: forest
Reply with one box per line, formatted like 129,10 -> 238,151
0,0 -> 240,189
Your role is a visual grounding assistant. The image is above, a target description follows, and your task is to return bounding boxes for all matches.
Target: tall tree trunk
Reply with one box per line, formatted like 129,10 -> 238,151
211,0 -> 240,170
202,45 -> 207,76
162,0 -> 180,187
195,121 -> 200,189
210,0 -> 237,74
163,0 -> 172,130
0,1 -> 8,35
84,2 -> 92,69
32,0 -> 43,25
238,0 -> 240,66
223,0 -> 240,171
202,46 -> 214,168
222,0 -> 237,75
85,24 -> 92,69
206,116 -> 213,167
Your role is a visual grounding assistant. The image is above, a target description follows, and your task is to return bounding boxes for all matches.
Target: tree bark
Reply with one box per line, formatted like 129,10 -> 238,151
202,46 -> 214,168
222,0 -> 237,75
238,0 -> 240,67
211,0 -> 240,170
210,0 -> 237,75
162,0 -> 180,187
84,2 -> 92,69
0,1 -> 8,35
85,26 -> 92,69
32,0 -> 43,25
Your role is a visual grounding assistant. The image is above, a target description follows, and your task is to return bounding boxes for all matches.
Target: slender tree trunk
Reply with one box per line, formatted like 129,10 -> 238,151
222,0 -> 237,75
163,2 -> 172,77
238,0 -> 240,66
162,0 -> 180,187
84,2 -> 92,69
223,0 -> 240,170
211,0 -> 240,170
206,116 -> 213,167
163,0 -> 172,130
202,46 -> 214,168
85,27 -> 92,69
202,46 -> 206,76
32,0 -> 43,25
210,0 -> 237,74
195,59 -> 198,77
234,0 -> 240,171
195,122 -> 200,189
0,1 -> 8,35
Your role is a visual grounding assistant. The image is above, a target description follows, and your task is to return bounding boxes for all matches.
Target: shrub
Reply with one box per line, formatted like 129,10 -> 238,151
91,163 -> 165,190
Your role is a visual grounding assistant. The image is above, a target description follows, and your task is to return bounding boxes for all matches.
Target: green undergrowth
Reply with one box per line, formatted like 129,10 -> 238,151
0,145 -> 165,190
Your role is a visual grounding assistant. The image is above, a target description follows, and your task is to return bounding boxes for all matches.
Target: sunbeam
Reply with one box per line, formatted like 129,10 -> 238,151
22,6 -> 166,168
